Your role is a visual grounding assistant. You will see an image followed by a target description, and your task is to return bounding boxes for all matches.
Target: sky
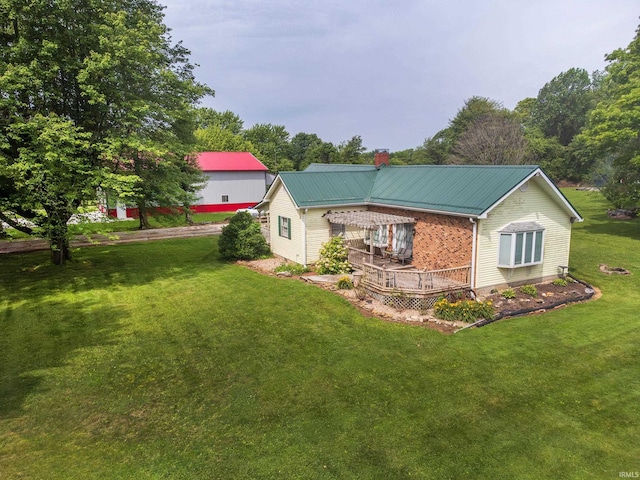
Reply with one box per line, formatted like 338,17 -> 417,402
160,0 -> 638,152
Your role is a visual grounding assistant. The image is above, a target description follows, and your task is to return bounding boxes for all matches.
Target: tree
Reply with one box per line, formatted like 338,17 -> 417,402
288,132 -> 323,170
218,211 -> 270,260
337,135 -> 366,164
450,113 -> 528,165
419,97 -> 509,165
578,22 -> 640,207
243,123 -> 291,172
0,0 -> 212,263
530,68 -> 595,146
194,108 -> 244,134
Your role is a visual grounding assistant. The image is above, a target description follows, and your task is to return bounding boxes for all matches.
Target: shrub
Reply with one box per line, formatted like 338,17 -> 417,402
552,278 -> 568,287
433,297 -> 494,323
336,276 -> 354,290
501,288 -> 516,299
520,284 -> 538,297
274,263 -> 309,275
218,212 -> 270,260
315,235 -> 351,275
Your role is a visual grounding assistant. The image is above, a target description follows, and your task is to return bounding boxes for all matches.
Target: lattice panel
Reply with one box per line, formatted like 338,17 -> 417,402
365,289 -> 437,311
365,287 -> 470,311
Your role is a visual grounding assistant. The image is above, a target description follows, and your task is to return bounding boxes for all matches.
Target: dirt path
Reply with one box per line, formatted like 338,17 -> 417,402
0,223 -> 226,255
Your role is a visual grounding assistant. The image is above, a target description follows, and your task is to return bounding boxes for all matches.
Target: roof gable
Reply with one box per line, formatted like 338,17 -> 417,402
197,152 -> 268,172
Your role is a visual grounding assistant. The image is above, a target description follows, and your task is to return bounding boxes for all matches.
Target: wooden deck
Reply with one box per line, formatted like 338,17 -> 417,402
347,244 -> 471,297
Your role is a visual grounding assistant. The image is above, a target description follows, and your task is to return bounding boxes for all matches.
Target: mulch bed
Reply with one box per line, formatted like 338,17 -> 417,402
479,278 -> 597,324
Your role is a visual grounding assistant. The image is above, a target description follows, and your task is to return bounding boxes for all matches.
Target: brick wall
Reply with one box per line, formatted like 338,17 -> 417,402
370,206 -> 473,270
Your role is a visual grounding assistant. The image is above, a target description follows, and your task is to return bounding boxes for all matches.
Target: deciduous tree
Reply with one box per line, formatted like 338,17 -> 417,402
578,23 -> 640,207
0,0 -> 212,263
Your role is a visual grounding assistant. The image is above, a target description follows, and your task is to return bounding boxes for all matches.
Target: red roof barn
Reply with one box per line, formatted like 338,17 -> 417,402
193,152 -> 271,213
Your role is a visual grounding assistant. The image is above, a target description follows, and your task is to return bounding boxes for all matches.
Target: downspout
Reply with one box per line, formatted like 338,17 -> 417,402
469,218 -> 478,296
302,208 -> 308,267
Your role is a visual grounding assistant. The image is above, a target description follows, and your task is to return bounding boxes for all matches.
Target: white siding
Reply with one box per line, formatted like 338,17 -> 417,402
197,171 -> 267,206
476,178 -> 573,292
304,206 -> 367,263
268,183 -> 304,264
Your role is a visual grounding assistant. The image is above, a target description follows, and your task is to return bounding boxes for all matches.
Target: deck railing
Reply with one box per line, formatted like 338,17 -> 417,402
361,263 -> 471,295
347,245 -> 373,269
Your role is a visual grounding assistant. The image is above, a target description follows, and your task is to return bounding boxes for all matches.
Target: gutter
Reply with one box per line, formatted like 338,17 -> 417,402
302,208 -> 308,267
469,218 -> 477,294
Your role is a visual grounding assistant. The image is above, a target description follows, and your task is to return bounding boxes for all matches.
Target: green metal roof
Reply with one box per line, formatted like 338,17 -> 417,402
369,165 -> 539,215
271,164 -> 581,219
279,171 -> 377,207
304,163 -> 377,172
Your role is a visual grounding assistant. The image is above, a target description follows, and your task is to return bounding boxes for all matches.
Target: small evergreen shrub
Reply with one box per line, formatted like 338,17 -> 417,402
336,276 -> 354,290
552,278 -> 569,287
501,288 -> 516,299
315,235 -> 351,275
433,297 -> 494,323
218,212 -> 271,260
520,284 -> 538,297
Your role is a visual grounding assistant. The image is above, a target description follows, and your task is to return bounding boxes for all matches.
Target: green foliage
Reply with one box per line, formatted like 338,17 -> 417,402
578,23 -> 640,207
433,297 -> 495,323
315,235 -> 351,275
520,284 -> 538,297
0,0 -> 212,263
218,212 -> 270,260
274,263 -> 310,275
552,278 -> 569,287
336,276 -> 354,290
501,288 -> 516,299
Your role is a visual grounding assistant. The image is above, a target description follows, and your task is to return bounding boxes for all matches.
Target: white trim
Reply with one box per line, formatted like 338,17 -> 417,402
302,209 -> 308,267
470,218 -> 477,290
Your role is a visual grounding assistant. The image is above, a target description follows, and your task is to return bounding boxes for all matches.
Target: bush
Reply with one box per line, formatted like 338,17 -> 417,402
520,284 -> 538,297
218,212 -> 270,260
552,278 -> 568,287
274,263 -> 310,275
433,297 -> 494,323
315,235 -> 351,275
501,288 -> 516,299
336,276 -> 354,290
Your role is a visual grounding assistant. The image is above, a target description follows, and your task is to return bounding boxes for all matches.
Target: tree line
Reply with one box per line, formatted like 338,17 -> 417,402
1,0 -> 639,264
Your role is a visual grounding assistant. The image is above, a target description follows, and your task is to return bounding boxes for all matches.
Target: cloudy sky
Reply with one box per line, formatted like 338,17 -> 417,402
160,0 -> 638,152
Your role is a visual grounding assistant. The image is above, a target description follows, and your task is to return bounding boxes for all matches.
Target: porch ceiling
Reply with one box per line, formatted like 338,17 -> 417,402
323,210 -> 415,228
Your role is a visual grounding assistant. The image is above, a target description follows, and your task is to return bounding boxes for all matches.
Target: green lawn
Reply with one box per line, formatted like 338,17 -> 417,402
1,190 -> 639,479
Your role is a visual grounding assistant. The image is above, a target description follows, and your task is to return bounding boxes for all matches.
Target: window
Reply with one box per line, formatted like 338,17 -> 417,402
221,195 -> 229,203
498,222 -> 544,268
365,225 -> 388,248
278,216 -> 291,239
330,222 -> 346,237
392,223 -> 414,252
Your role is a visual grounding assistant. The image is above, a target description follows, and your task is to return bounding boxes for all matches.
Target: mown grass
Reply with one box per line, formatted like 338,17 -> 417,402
1,190 -> 639,479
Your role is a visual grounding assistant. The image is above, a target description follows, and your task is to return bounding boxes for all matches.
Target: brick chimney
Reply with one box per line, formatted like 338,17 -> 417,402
374,148 -> 389,168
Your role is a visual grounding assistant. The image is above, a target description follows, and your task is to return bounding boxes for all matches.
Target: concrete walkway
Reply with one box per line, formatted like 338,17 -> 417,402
0,223 -> 226,255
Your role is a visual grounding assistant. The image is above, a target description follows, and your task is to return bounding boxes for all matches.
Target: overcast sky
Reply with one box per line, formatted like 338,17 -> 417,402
160,0 -> 638,152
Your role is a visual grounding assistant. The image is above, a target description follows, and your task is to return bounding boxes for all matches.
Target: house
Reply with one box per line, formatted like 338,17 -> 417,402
193,152 -> 271,213
257,151 -> 582,303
